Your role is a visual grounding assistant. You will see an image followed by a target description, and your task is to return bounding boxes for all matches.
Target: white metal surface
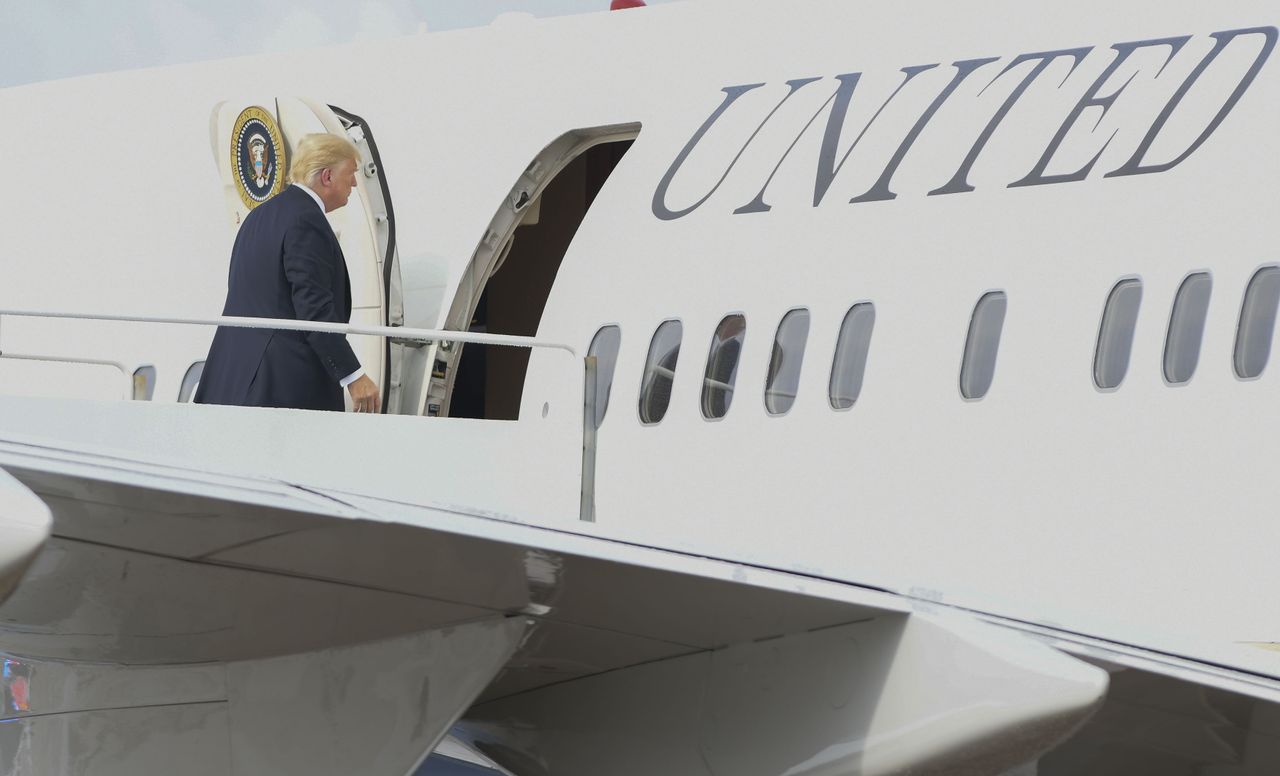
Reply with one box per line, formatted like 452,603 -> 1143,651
1,0 -> 1279,773
0,469 -> 50,604
469,614 -> 1106,776
0,620 -> 527,776
225,620 -> 527,776
0,419 -> 1106,775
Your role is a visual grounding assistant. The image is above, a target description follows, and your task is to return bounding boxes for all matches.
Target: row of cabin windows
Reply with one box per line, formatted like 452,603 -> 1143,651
588,265 -> 1280,426
587,303 -> 878,428
1097,267 -> 1280,388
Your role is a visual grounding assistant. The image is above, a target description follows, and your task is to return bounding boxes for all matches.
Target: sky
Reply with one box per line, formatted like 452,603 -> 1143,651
0,0 -> 682,89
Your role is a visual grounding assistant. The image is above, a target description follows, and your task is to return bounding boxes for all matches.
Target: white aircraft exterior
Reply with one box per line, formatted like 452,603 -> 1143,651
0,0 -> 1278,773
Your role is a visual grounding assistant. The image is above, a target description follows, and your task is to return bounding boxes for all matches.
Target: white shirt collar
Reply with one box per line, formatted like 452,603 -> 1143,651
292,183 -> 325,212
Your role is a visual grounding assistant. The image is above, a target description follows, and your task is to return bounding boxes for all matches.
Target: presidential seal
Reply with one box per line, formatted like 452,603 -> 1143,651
231,107 -> 286,209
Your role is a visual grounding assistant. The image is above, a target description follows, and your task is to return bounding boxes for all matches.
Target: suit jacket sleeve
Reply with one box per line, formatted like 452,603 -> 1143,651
281,218 -> 362,382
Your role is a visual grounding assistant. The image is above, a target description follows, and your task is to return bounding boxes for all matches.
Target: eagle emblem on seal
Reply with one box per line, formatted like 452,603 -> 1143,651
231,107 -> 286,209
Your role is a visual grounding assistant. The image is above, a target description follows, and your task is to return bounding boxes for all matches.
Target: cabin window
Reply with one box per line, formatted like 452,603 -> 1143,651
638,320 -> 682,425
1164,272 -> 1212,385
1094,279 -> 1143,390
829,303 -> 875,410
765,308 -> 811,415
702,315 -> 746,420
587,326 -> 622,428
131,365 -> 157,401
1234,266 -> 1280,379
959,291 -> 1007,400
178,361 -> 204,403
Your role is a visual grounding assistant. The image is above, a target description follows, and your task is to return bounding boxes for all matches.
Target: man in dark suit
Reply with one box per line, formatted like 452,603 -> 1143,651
196,133 -> 381,413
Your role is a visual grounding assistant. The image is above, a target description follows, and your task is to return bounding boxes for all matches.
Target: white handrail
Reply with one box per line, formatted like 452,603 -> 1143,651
0,307 -> 599,516
0,352 -> 129,375
0,353 -> 136,399
0,309 -> 577,357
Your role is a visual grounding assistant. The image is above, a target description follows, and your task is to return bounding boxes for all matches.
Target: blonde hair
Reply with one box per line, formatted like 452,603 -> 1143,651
288,134 -> 358,187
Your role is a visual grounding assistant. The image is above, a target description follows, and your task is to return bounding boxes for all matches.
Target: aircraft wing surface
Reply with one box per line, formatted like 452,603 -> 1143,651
0,396 -> 1269,774
0,394 -> 1111,775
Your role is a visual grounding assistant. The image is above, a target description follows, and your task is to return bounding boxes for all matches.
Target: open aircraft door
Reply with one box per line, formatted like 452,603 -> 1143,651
209,99 -> 405,413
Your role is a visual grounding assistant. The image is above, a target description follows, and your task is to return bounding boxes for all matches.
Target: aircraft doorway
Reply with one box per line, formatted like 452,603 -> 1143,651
433,127 -> 638,420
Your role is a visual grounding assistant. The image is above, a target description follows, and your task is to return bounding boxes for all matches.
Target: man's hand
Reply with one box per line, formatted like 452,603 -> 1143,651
347,374 -> 381,414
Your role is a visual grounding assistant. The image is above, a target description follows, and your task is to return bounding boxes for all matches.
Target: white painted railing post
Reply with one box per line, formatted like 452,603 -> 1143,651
580,355 -> 599,523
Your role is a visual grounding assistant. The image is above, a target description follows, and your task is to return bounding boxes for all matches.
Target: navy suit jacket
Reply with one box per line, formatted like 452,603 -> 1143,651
195,185 -> 361,411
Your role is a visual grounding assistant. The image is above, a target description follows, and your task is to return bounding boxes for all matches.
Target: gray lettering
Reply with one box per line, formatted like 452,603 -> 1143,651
733,66 -> 937,214
652,79 -> 817,221
1011,37 -> 1190,188
930,47 -> 1092,196
1106,26 -> 1278,178
851,57 -> 999,204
